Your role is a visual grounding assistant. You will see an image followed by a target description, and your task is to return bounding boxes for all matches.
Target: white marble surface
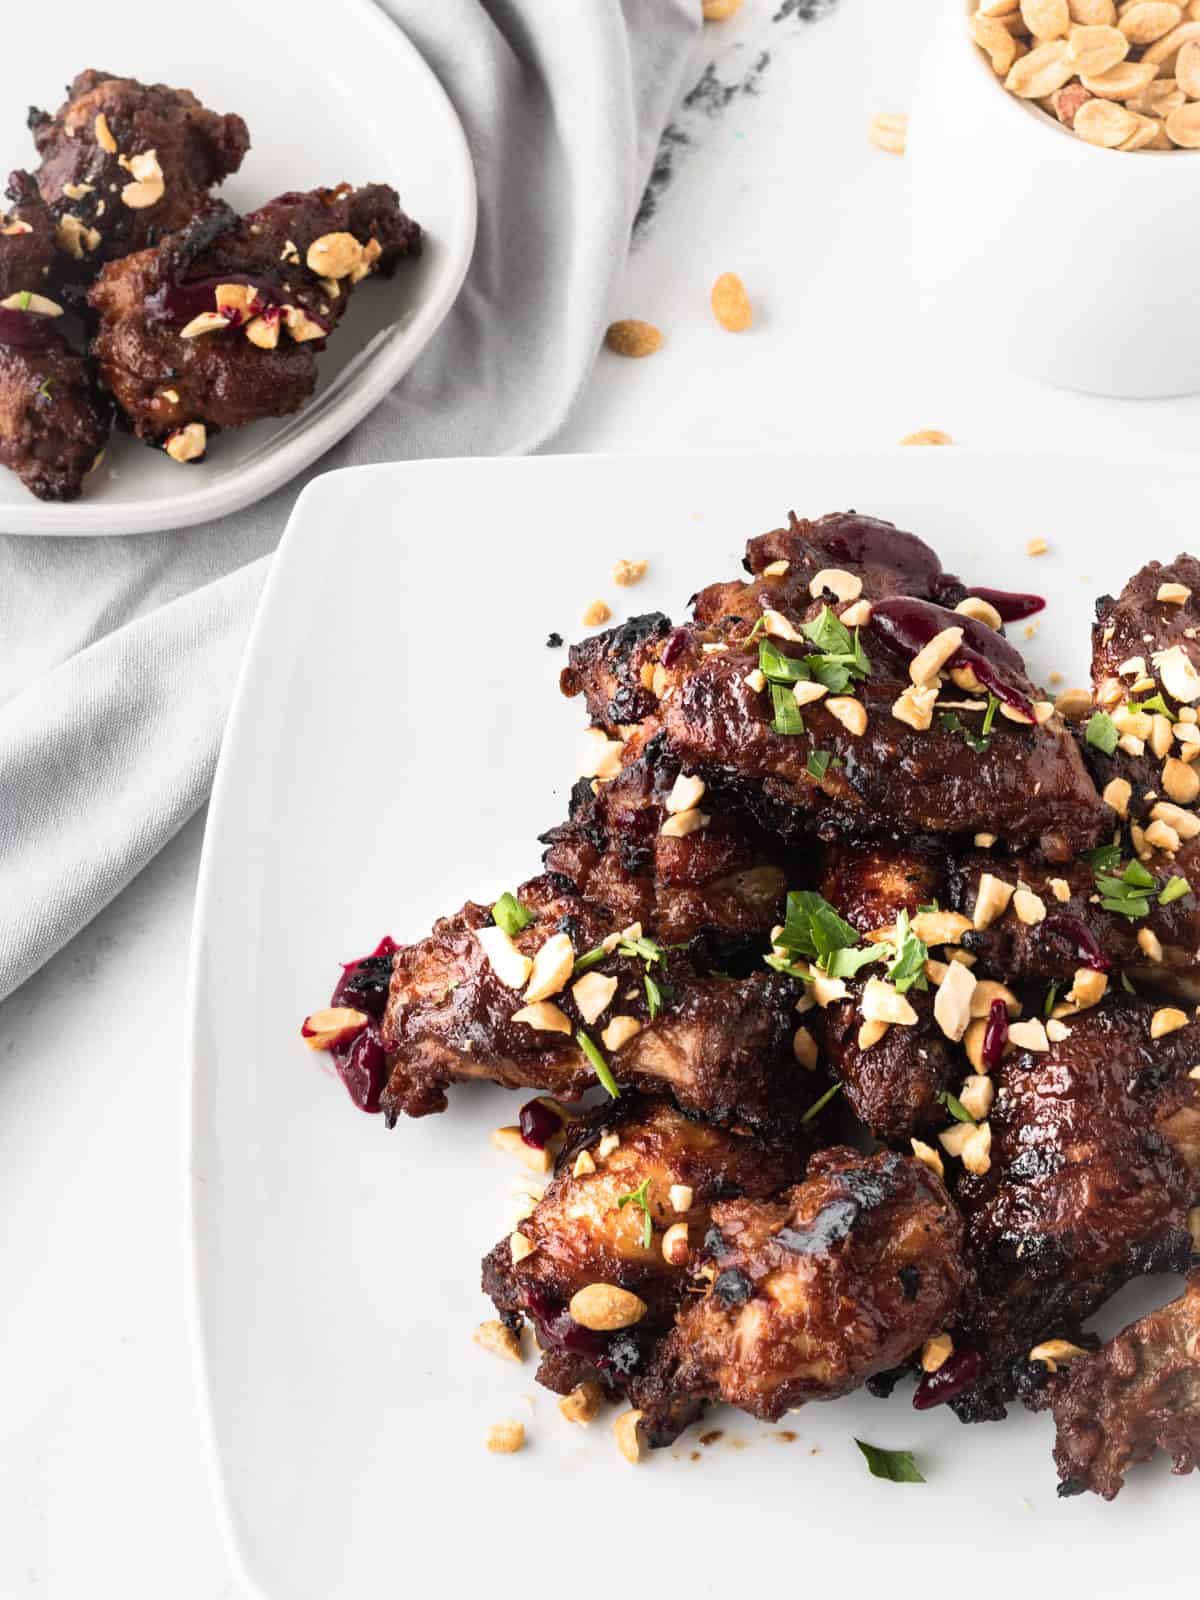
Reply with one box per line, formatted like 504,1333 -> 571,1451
3,3 -> 1199,1596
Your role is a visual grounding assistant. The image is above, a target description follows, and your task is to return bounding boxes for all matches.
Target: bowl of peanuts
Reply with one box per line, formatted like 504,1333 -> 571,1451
908,0 -> 1200,396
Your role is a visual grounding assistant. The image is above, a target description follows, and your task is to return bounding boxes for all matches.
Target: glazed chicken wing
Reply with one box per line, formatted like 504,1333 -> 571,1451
631,1147 -> 968,1438
0,172 -> 108,500
88,183 -> 420,461
946,996 -> 1198,1422
28,69 -> 249,271
482,1096 -> 811,1436
1053,1275 -> 1200,1500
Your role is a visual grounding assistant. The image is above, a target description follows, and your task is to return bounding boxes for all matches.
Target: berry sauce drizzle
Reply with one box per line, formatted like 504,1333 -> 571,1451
326,936 -> 398,1113
913,1347 -> 984,1410
868,597 -> 1035,719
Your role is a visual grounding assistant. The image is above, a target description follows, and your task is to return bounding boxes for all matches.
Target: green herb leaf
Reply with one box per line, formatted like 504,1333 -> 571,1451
771,682 -> 805,736
616,1176 -> 654,1249
763,952 -> 815,980
800,607 -> 871,689
806,748 -> 843,780
939,1089 -> 975,1125
759,639 -> 810,684
491,891 -> 532,937
939,711 -> 989,754
1042,981 -> 1059,1018
572,944 -> 609,975
1160,875 -> 1191,906
576,1030 -> 620,1099
17,289 -> 30,309
885,909 -> 929,994
825,943 -> 886,980
37,377 -> 54,399
855,1440 -> 926,1484
802,605 -> 854,656
644,971 -> 663,1020
800,1080 -> 842,1124
1129,693 -> 1176,722
745,616 -> 769,644
1085,711 -> 1118,756
619,933 -> 667,966
1094,856 -> 1158,921
1120,971 -> 1136,994
981,693 -> 999,738
779,891 -> 860,965
1090,842 -> 1122,873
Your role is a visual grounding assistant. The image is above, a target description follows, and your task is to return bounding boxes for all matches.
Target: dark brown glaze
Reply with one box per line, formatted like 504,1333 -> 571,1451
691,510 -> 965,628
818,839 -> 947,935
1053,1276 -> 1200,1500
0,171 -> 57,297
819,984 -> 956,1143
377,873 -> 817,1137
1092,554 -> 1200,698
632,1147 -> 968,1436
88,184 -> 420,449
28,69 -> 249,269
0,333 -> 109,500
559,613 -> 673,733
948,997 -> 1198,1422
951,845 -> 1200,998
482,1096 -> 811,1424
540,729 -> 788,949
660,636 -> 1106,861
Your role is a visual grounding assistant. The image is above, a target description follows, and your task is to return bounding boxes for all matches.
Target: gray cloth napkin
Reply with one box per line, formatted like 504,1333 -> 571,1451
0,0 -> 698,1002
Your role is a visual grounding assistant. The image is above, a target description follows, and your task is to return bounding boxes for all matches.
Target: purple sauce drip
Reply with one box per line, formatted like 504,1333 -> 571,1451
913,1347 -> 984,1410
964,585 -> 1046,624
326,935 -> 400,1113
814,514 -> 944,596
868,597 -> 1035,720
145,273 -> 330,336
662,627 -> 689,669
519,1097 -> 562,1150
0,305 -> 56,350
982,997 -> 1009,1070
1042,914 -> 1113,974
522,1288 -> 617,1369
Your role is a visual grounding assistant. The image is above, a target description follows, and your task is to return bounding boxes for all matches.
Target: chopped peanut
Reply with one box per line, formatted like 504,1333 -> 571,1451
474,1320 -> 523,1363
485,1420 -> 525,1454
559,1381 -> 604,1425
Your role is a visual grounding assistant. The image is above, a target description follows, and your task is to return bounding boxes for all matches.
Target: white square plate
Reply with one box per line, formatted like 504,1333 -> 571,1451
189,452 -> 1195,1600
0,0 -> 474,535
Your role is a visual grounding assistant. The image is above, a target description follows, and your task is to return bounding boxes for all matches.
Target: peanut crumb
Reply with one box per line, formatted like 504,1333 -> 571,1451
1026,537 -> 1049,557
485,1419 -> 525,1454
900,429 -> 953,446
582,599 -> 612,627
612,559 -> 648,587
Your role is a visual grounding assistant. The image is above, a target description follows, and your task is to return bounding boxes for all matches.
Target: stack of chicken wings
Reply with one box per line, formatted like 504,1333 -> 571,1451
302,509 -> 1200,1497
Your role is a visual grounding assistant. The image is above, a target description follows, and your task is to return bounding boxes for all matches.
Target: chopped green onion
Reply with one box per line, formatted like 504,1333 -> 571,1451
17,290 -> 30,309
644,971 -> 663,1020
1120,971 -> 1136,994
800,1081 -> 842,1124
491,891 -> 532,937
885,908 -> 929,994
806,749 -> 842,780
939,1089 -> 975,1125
576,1030 -> 620,1099
1129,693 -> 1175,722
1042,981 -> 1059,1018
981,693 -> 999,738
1159,875 -> 1190,906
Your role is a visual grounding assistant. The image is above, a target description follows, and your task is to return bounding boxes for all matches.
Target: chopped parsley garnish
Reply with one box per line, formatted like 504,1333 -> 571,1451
884,909 -> 929,994
1160,875 -> 1191,907
644,971 -> 664,1020
939,711 -> 989,754
1089,841 -> 1122,873
801,606 -> 872,692
806,748 -> 842,780
778,890 -> 860,966
573,931 -> 672,976
800,1080 -> 842,1123
771,681 -> 805,736
1120,971 -> 1136,994
939,1089 -> 975,1124
491,891 -> 532,937
616,1176 -> 654,1249
1129,693 -> 1175,722
576,1030 -> 620,1099
1085,710 -> 1119,756
759,639 -> 810,684
1094,855 -> 1156,920
37,377 -> 54,399
1042,981 -> 1059,1017
17,290 -> 30,309
981,693 -> 999,738
824,943 -> 887,981
855,1440 -> 926,1484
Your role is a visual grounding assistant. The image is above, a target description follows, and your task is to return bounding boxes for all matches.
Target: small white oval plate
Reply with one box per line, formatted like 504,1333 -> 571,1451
0,0 -> 475,535
189,451 -> 1194,1600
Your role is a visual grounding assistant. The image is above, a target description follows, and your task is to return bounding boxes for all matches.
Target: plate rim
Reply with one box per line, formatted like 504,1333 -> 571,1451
1,0 -> 477,538
186,447 -> 1200,1597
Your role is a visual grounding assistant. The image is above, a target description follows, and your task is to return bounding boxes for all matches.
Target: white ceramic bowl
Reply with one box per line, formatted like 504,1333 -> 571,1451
909,0 -> 1200,397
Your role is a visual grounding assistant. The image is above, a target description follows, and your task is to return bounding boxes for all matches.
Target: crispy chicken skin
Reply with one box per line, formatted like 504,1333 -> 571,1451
948,997 -> 1199,1422
28,69 -> 249,269
540,730 -> 788,949
632,1148 -> 968,1435
482,1096 -> 810,1426
820,985 -> 956,1143
88,184 -> 420,452
0,171 -> 57,296
1053,1276 -> 1200,1500
378,873 -> 818,1136
817,839 -> 947,937
0,170 -> 110,500
951,844 -> 1200,999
